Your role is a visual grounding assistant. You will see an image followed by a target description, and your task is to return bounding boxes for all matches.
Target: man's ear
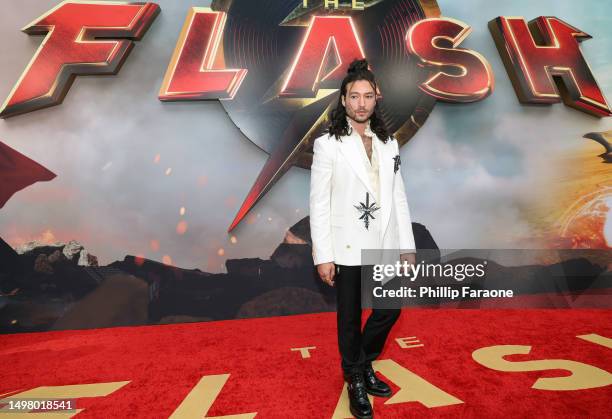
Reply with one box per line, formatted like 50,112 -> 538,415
341,95 -> 345,107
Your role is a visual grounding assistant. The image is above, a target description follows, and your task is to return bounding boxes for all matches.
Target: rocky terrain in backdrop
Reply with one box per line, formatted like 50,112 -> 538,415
1,217 -> 609,333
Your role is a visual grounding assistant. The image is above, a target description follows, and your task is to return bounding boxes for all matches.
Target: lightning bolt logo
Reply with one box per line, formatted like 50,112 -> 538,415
228,9 -> 368,231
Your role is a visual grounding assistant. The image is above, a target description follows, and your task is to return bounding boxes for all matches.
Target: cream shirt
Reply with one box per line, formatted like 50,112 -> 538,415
347,117 -> 380,204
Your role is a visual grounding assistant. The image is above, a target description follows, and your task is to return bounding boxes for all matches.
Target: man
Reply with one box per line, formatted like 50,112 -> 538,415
310,59 -> 416,419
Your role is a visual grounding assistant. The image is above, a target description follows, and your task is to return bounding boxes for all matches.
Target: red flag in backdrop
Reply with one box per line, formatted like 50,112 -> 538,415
0,140 -> 56,208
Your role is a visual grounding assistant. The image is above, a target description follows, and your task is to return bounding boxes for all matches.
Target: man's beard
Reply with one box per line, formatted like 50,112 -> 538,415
347,109 -> 373,123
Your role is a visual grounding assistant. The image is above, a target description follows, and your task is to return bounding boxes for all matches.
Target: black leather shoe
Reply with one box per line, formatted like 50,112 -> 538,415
346,371 -> 373,419
363,364 -> 392,397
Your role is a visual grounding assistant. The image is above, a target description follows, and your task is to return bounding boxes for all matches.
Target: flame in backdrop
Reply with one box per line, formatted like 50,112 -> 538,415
556,187 -> 612,249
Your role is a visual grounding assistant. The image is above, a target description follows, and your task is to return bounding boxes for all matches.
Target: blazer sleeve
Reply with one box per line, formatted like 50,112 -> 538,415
393,141 -> 417,254
309,135 -> 335,265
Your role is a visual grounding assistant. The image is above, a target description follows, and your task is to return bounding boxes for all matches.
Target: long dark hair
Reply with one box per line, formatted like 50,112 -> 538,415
325,59 -> 391,143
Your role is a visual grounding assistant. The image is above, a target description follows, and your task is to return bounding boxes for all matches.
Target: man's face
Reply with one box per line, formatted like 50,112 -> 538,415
342,79 -> 377,123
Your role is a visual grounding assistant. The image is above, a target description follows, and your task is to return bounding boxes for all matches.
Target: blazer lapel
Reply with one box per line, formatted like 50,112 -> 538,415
338,132 -> 376,198
377,137 -> 394,239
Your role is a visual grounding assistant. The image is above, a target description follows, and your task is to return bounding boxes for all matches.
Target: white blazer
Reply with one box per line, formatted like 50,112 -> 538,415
309,129 -> 416,266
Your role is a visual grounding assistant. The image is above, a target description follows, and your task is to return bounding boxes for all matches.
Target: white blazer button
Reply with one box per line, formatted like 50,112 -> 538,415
346,245 -> 351,248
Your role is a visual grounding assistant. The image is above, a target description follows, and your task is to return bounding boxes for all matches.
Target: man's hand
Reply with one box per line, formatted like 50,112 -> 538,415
317,262 -> 336,286
400,252 -> 416,267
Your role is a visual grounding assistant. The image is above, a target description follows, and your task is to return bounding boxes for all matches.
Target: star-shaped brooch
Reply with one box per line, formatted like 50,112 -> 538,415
393,154 -> 401,174
354,192 -> 380,230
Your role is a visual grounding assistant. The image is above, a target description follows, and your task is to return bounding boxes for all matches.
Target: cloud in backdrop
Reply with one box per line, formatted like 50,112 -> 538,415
0,0 -> 610,271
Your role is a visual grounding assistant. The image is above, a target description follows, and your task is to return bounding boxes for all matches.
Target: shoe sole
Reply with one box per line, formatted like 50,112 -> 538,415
365,388 -> 392,398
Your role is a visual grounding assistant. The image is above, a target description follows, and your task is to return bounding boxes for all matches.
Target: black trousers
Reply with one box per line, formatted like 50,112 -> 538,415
335,264 -> 401,377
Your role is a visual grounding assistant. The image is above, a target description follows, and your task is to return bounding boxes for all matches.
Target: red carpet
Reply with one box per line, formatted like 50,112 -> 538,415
1,309 -> 611,418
